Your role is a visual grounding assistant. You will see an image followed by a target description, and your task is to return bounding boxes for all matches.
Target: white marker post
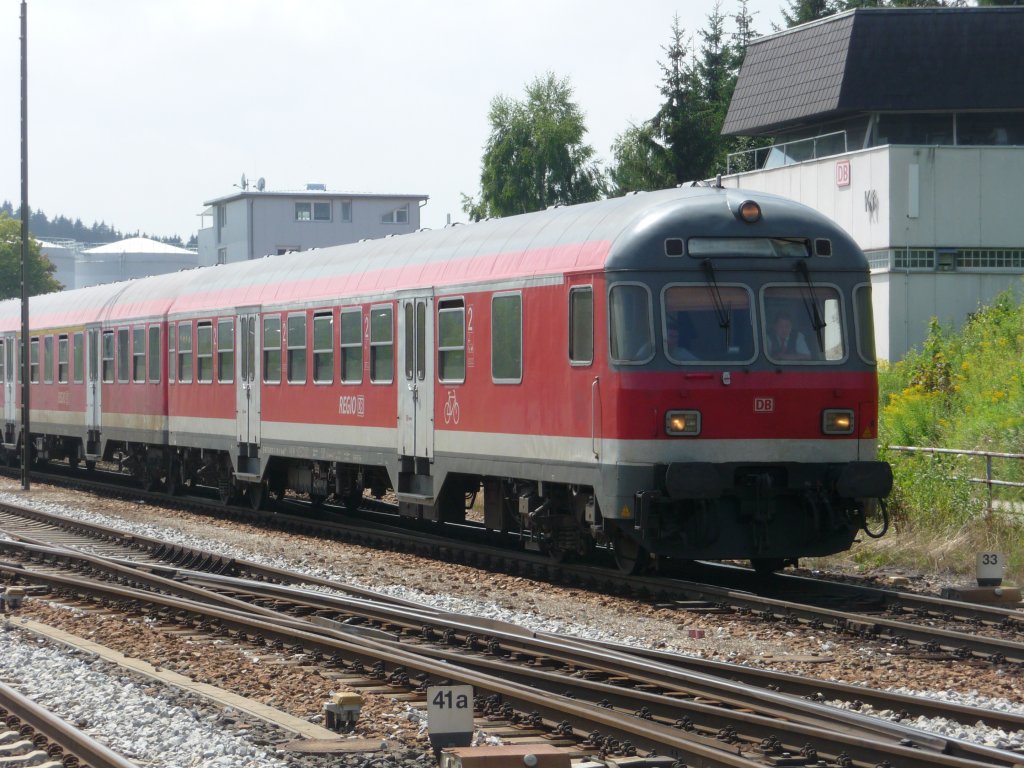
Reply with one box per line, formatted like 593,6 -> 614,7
977,552 -> 1004,587
427,685 -> 474,750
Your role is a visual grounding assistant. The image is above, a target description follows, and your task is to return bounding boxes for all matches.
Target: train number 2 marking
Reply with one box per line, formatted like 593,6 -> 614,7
754,397 -> 774,413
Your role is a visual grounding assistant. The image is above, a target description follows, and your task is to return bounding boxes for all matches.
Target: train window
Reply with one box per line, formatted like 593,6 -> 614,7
369,305 -> 394,384
168,324 -> 176,383
196,322 -> 213,383
73,333 -> 84,384
687,237 -> 810,259
58,335 -> 69,384
133,327 -> 146,382
492,293 -> 522,384
339,309 -> 362,384
263,316 -> 281,384
762,285 -> 846,364
853,284 -> 877,364
30,338 -> 39,383
217,319 -> 234,383
101,332 -> 114,383
287,314 -> 307,384
662,284 -> 756,364
178,322 -> 193,383
313,311 -> 334,384
437,299 -> 465,384
0,340 -> 4,383
148,325 -> 161,382
44,336 -> 54,384
609,284 -> 654,364
404,304 -> 414,381
117,328 -> 130,383
569,287 -> 593,365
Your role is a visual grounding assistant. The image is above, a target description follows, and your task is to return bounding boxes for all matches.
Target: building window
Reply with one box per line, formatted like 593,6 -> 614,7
101,331 -> 114,383
29,338 -> 39,383
178,322 -> 193,383
117,328 -> 130,383
437,298 -> 465,384
340,201 -> 352,222
73,333 -> 84,384
148,325 -> 160,382
132,327 -> 145,382
44,335 -> 54,384
339,308 -> 362,384
295,201 -> 331,222
217,248 -> 227,265
217,203 -> 226,242
370,305 -> 393,383
263,316 -> 282,384
381,205 -> 409,224
569,286 -> 594,365
287,313 -> 307,384
217,319 -> 234,383
313,311 -> 334,384
491,293 -> 522,383
196,321 -> 213,383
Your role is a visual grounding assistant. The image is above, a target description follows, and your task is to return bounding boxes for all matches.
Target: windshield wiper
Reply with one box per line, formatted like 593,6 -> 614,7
795,260 -> 826,345
702,258 -> 732,346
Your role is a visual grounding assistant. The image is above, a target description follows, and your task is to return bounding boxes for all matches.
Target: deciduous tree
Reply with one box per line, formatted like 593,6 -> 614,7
462,73 -> 604,220
0,213 -> 62,299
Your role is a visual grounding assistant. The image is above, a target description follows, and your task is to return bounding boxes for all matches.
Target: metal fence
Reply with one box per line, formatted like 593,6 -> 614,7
887,445 -> 1024,513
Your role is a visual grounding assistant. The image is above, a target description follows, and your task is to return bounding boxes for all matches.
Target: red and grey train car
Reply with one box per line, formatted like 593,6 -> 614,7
0,186 -> 891,571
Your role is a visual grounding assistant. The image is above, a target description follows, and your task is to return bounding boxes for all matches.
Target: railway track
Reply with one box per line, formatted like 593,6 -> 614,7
0,678 -> 140,768
2,478 -> 1023,665
2,498 -> 1024,767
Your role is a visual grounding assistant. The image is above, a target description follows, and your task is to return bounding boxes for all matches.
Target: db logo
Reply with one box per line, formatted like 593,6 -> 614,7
754,397 -> 774,413
835,159 -> 851,187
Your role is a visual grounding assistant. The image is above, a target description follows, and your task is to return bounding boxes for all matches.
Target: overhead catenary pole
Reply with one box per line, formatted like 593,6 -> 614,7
20,0 -> 30,490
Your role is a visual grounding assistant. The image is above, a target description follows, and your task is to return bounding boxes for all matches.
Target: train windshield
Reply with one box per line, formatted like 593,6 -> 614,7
763,285 -> 846,363
609,283 -> 654,363
663,284 -> 756,364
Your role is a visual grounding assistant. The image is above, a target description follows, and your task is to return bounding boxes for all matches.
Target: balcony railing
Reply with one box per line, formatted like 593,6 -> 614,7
727,130 -> 849,175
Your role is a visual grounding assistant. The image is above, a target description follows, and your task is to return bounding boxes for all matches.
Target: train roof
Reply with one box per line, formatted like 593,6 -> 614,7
2,186 -> 864,332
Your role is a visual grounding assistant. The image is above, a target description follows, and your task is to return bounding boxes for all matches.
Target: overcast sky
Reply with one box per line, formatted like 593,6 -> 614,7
1,0 -> 784,242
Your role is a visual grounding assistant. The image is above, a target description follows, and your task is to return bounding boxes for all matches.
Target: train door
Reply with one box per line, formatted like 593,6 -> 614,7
236,310 -> 261,450
2,332 -> 16,436
85,325 -> 101,457
397,294 -> 434,461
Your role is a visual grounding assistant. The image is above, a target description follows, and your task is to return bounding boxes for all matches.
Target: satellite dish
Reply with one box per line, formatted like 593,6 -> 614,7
257,177 -> 266,192
240,173 -> 248,190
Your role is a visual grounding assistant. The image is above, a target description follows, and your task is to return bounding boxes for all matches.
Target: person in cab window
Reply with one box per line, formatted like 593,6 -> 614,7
768,311 -> 810,360
666,321 -> 697,362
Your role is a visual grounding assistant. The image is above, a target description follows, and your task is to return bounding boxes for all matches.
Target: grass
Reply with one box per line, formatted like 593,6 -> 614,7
862,286 -> 1024,586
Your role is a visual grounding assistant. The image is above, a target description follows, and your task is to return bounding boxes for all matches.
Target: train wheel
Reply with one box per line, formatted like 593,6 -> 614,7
609,525 -> 649,575
218,482 -> 236,506
750,558 -> 785,575
248,482 -> 266,511
344,486 -> 364,512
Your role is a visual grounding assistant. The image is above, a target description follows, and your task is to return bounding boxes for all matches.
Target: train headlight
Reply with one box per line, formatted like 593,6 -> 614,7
736,199 -> 762,223
822,409 -> 855,435
666,410 -> 701,437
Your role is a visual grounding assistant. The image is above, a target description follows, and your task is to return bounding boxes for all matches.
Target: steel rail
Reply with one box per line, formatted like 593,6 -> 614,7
2,546 -> 1021,768
0,679 -> 140,768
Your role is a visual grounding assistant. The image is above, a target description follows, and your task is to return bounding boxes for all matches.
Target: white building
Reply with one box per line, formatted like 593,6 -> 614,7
36,239 -> 76,290
77,237 -> 201,288
721,7 -> 1024,361
197,183 -> 428,266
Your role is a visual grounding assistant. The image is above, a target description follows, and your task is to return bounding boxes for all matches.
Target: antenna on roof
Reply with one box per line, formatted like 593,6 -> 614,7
235,173 -> 249,191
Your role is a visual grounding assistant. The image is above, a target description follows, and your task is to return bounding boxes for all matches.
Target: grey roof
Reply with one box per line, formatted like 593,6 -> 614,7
203,189 -> 429,207
723,7 -> 1024,137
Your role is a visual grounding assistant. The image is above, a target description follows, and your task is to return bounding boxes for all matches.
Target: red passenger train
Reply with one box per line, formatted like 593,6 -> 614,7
0,186 -> 891,572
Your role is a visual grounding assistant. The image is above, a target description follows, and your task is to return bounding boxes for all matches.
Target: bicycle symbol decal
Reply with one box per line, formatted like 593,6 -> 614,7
443,389 -> 461,425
